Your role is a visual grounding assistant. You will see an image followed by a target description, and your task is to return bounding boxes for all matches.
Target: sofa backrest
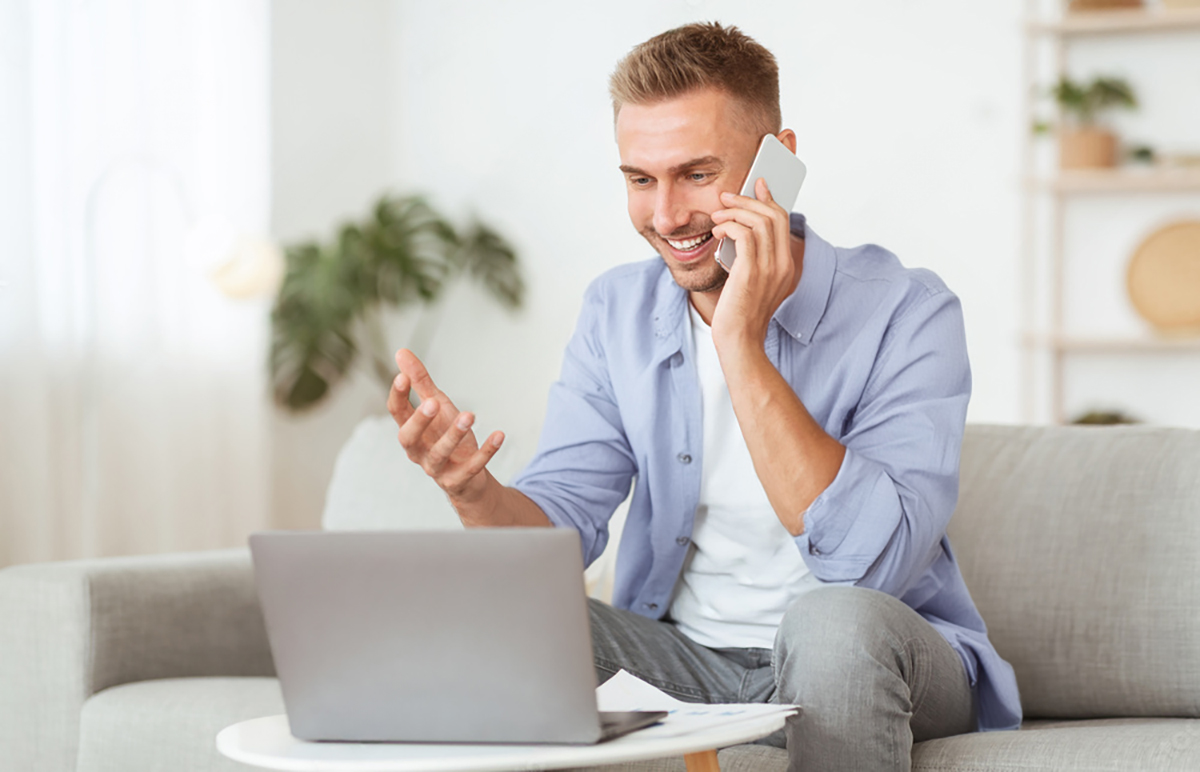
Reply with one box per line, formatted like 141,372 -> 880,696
948,424 -> 1200,720
321,415 -> 623,599
322,416 -> 463,532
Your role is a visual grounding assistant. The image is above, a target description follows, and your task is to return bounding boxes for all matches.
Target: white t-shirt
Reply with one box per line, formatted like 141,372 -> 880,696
668,302 -> 814,650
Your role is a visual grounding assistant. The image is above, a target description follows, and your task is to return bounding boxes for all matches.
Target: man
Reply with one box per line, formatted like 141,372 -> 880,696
387,21 -> 1020,772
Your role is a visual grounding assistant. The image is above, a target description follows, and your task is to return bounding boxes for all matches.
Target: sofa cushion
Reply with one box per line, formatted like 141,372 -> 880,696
911,718 -> 1200,771
71,675 -> 1200,772
572,718 -> 1200,771
569,719 -> 1200,772
76,677 -> 283,772
949,425 -> 1200,719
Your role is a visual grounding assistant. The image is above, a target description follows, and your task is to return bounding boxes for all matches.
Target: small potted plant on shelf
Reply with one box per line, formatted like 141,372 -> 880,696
1046,75 -> 1138,169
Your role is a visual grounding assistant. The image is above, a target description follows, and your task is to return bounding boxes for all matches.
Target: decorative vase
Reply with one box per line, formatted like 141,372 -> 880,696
1059,127 -> 1118,169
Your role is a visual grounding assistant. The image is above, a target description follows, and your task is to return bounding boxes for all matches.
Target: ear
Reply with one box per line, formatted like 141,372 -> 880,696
776,129 -> 798,154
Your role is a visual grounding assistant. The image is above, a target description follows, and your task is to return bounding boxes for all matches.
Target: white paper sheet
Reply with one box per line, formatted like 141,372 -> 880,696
596,670 -> 799,739
596,669 -> 687,711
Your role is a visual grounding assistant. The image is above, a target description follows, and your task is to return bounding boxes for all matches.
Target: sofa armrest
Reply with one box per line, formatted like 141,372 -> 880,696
0,548 -> 274,772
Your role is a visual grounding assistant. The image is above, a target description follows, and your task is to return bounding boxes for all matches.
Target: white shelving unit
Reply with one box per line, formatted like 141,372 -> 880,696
1033,168 -> 1200,193
1021,1 -> 1200,425
1027,6 -> 1200,34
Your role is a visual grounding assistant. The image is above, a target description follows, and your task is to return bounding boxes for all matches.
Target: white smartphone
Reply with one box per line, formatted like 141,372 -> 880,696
715,134 -> 807,271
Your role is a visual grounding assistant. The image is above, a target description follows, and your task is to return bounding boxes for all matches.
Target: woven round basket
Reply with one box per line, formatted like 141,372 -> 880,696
1126,220 -> 1200,333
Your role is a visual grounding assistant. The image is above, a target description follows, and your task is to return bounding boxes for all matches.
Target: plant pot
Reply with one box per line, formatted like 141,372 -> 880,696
1059,127 -> 1119,169
1067,0 -> 1142,9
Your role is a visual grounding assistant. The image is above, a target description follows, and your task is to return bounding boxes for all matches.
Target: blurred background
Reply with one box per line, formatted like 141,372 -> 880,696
2,0 -> 1198,569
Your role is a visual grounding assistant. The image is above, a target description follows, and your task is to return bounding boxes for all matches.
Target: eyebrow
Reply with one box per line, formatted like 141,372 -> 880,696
619,156 -> 725,177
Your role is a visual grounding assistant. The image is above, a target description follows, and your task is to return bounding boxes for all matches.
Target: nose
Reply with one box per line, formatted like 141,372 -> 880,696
652,182 -> 691,238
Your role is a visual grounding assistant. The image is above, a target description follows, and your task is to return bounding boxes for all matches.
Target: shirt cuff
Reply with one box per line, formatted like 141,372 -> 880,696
796,447 -> 904,582
512,483 -> 608,567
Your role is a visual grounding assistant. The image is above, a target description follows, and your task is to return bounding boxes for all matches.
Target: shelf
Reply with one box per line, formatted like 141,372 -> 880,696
1030,168 -> 1200,194
1023,332 -> 1200,353
1021,4 -> 1200,424
1028,7 -> 1200,36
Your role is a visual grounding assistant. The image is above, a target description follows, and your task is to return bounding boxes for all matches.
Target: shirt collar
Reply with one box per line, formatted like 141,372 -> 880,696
649,212 -> 835,360
775,213 -> 835,345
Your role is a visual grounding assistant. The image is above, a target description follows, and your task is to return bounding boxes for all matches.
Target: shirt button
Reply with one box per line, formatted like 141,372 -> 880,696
677,453 -> 692,464
647,603 -> 658,611
676,536 -> 689,546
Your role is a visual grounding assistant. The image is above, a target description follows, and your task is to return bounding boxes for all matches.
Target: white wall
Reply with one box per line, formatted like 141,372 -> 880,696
270,0 -> 1199,529
270,0 -> 399,529
384,0 -> 1025,469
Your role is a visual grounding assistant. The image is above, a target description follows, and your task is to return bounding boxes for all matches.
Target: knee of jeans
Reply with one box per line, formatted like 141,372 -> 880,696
774,585 -> 900,667
587,597 -> 609,637
587,598 -> 625,649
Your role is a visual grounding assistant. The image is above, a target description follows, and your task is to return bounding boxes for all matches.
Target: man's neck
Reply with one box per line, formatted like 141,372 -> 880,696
688,233 -> 805,326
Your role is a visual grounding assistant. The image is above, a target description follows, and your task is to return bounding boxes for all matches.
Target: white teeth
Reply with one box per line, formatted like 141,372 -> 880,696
666,233 -> 712,251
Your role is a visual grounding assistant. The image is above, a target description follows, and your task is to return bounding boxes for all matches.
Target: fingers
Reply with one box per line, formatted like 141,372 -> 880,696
394,348 -> 441,402
428,425 -> 505,496
755,176 -> 774,203
424,411 -> 476,475
714,204 -> 770,264
387,372 -> 415,427
715,189 -> 786,230
711,221 -> 755,268
397,396 -> 440,458
390,350 -> 501,492
713,189 -> 789,269
755,178 -> 792,245
444,431 -> 505,489
716,186 -> 789,247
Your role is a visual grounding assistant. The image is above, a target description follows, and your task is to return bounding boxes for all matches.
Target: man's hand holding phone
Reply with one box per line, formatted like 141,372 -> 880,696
709,177 -> 801,351
707,133 -> 806,352
387,348 -> 504,502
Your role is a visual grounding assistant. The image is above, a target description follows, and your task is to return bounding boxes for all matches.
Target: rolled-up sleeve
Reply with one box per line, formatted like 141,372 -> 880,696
798,289 -> 970,596
511,282 -> 637,566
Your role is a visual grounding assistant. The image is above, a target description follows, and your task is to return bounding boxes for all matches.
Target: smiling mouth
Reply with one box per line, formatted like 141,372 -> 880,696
664,232 -> 714,252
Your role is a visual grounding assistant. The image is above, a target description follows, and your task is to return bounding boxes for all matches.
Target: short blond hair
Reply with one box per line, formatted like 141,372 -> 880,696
609,22 -> 781,138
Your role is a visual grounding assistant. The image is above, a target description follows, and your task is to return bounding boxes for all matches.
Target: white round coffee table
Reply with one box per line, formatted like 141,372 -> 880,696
217,712 -> 791,772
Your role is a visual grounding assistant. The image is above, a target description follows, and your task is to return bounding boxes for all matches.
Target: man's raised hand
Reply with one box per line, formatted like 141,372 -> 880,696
387,348 -> 504,501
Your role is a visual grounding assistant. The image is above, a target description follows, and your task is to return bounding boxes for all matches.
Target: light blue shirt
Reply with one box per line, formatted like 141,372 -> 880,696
512,214 -> 1022,732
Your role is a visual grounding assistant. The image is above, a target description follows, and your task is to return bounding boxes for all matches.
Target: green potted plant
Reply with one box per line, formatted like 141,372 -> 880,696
270,194 -> 524,411
1047,75 -> 1138,169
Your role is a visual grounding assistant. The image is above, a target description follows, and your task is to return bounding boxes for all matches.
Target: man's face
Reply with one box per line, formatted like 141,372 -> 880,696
616,88 -> 761,294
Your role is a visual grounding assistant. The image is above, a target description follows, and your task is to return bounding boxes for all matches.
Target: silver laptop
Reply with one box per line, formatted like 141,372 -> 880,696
249,529 -> 663,744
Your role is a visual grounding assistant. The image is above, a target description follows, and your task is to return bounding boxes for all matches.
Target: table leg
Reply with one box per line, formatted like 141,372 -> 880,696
683,749 -> 720,772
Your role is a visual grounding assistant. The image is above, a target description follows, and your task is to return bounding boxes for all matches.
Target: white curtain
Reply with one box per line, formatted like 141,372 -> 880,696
0,0 -> 272,567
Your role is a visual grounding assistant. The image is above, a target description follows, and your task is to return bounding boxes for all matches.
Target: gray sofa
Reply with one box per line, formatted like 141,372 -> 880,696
3,424 -> 1200,771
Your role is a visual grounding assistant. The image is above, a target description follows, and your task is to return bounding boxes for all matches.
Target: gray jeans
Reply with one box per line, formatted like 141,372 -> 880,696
589,586 -> 975,772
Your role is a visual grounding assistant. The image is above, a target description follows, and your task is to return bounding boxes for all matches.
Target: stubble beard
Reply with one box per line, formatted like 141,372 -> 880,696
640,220 -> 727,295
